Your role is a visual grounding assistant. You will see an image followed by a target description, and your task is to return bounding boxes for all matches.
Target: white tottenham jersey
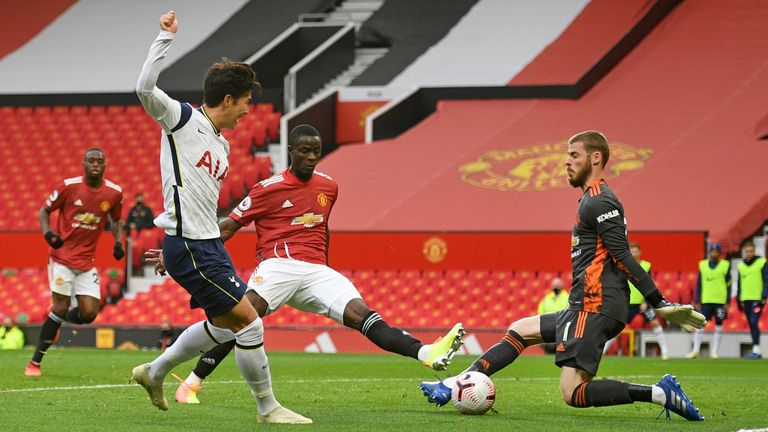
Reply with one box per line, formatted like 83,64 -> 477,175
136,31 -> 229,240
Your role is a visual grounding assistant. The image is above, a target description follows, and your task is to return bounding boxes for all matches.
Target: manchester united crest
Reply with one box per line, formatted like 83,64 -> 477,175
422,237 -> 448,264
459,140 -> 652,191
100,201 -> 111,212
317,193 -> 329,207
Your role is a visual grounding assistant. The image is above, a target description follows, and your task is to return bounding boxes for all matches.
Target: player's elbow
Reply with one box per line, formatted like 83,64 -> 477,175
135,85 -> 151,100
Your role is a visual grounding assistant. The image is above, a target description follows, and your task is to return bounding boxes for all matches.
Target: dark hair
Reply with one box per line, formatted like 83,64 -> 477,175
629,242 -> 640,250
203,58 -> 261,106
569,131 -> 609,167
288,124 -> 321,147
743,239 -> 755,248
84,147 -> 104,159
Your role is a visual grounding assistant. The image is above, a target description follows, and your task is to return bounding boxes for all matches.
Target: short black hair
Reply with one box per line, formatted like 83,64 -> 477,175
288,124 -> 320,147
84,147 -> 104,159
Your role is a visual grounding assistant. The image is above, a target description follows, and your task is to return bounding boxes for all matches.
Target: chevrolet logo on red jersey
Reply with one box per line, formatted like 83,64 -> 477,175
72,212 -> 102,231
291,213 -> 324,228
73,212 -> 101,225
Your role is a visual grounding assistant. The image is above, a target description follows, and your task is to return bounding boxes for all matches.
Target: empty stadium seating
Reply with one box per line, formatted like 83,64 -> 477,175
1,266 -> 756,333
93,269 -> 750,332
0,267 -> 124,323
0,104 -> 277,231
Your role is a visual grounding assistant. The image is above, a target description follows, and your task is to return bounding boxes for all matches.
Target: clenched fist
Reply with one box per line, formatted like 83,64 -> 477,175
160,10 -> 178,33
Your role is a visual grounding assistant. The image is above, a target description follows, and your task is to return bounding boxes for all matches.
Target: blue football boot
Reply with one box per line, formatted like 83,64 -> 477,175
655,374 -> 704,421
419,380 -> 453,407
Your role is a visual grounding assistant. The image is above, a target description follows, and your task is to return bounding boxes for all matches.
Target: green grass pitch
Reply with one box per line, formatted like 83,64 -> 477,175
1,348 -> 766,431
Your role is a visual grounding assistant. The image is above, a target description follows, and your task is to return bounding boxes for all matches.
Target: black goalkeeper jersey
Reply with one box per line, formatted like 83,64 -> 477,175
568,178 -> 658,323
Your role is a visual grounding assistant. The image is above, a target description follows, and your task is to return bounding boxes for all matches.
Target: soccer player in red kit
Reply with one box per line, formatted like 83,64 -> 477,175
25,148 -> 124,376
420,131 -> 707,421
149,125 -> 464,404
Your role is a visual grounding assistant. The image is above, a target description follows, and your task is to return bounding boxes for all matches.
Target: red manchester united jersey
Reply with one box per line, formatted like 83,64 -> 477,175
45,176 -> 123,270
230,169 -> 337,265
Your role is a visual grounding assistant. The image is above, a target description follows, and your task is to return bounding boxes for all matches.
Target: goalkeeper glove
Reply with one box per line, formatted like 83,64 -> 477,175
655,301 -> 706,333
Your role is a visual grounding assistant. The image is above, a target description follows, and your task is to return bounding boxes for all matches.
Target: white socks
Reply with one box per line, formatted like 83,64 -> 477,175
691,329 -> 702,354
651,385 -> 666,405
754,345 -> 762,355
186,371 -> 203,386
653,326 -> 668,358
233,317 -> 280,416
148,316 -> 282,416
711,325 -> 723,356
417,345 -> 431,363
149,320 -> 224,381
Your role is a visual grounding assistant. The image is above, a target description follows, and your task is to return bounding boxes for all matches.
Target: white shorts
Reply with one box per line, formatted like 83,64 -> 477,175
48,260 -> 101,299
246,258 -> 362,324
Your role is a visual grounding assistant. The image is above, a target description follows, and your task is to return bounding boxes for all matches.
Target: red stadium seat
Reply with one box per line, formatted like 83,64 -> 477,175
0,104 -> 282,230
256,103 -> 274,114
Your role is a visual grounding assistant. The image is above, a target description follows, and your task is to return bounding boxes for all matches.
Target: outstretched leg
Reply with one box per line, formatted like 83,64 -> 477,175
420,314 -> 546,406
563,368 -> 703,421
345,298 -> 464,371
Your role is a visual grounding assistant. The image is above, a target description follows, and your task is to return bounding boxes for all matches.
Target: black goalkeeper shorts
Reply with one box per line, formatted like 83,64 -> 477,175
553,309 -> 624,376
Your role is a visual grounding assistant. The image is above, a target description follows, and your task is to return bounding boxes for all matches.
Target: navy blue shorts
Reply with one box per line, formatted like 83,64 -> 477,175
163,235 -> 247,318
700,303 -> 727,325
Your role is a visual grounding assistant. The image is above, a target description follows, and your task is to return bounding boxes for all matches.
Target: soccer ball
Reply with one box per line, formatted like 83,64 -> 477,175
450,371 -> 496,415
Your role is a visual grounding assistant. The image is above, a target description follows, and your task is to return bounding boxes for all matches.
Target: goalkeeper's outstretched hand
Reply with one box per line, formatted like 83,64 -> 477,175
655,301 -> 706,333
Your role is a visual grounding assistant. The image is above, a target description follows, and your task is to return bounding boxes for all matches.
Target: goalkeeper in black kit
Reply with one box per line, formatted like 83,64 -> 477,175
420,131 -> 706,421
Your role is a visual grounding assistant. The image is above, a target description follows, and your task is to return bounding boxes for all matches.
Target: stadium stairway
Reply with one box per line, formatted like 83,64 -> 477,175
321,0 -> 768,254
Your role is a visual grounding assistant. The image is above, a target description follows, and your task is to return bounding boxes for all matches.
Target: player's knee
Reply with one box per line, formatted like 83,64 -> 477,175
80,310 -> 98,324
245,291 -> 268,318
234,317 -> 264,348
508,318 -> 524,333
508,315 -> 536,336
561,386 -> 575,406
343,299 -> 371,331
51,304 -> 69,318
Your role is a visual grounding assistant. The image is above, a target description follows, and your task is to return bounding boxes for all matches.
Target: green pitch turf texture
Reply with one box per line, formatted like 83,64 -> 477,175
1,348 -> 766,431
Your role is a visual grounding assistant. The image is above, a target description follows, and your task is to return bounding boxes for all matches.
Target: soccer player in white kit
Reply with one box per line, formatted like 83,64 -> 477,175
130,11 -> 310,424
148,125 -> 464,404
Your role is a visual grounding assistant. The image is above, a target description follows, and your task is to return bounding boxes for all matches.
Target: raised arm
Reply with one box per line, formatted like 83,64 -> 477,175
136,11 -> 181,131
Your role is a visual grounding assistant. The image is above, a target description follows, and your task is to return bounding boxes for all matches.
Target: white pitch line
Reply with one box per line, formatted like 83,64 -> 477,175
0,374 -> 752,394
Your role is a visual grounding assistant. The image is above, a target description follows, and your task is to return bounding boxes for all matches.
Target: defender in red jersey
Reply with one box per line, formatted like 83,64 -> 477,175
420,131 -> 707,422
25,148 -> 124,377
148,125 -> 464,404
